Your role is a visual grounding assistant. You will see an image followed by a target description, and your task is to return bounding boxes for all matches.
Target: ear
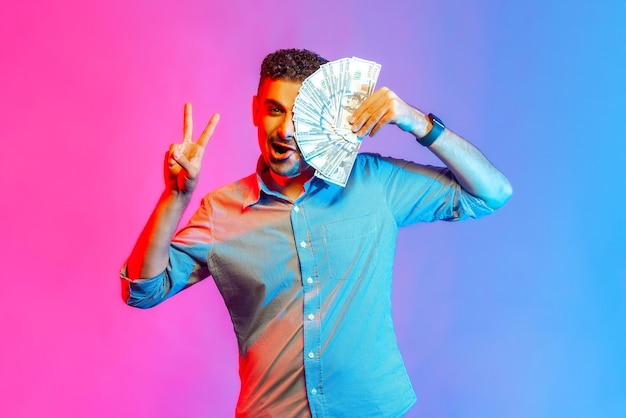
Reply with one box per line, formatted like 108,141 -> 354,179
252,95 -> 259,127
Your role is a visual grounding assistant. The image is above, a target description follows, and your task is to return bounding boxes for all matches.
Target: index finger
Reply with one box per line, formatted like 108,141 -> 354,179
196,113 -> 221,148
349,90 -> 382,128
183,102 -> 193,143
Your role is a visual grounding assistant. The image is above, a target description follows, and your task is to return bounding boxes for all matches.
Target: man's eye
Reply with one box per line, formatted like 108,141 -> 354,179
268,107 -> 283,114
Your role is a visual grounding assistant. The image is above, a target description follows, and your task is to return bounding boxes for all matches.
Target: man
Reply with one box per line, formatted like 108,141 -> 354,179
121,48 -> 512,417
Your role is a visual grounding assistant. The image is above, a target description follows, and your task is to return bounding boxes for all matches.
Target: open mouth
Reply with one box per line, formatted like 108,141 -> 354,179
271,142 -> 296,159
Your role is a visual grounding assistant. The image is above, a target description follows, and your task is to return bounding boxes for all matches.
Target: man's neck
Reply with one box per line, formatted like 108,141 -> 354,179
265,169 -> 315,201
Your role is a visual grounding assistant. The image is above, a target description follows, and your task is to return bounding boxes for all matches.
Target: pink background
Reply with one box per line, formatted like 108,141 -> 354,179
1,0 -> 625,417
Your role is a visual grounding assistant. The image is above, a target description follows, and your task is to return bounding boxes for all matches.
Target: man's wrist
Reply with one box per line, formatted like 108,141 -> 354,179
416,113 -> 445,147
162,188 -> 193,208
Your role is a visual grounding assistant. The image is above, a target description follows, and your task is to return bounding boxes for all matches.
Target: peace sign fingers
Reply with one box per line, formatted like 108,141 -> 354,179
166,103 -> 221,193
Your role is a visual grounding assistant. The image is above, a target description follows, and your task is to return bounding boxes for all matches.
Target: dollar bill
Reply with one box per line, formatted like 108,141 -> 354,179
293,57 -> 381,187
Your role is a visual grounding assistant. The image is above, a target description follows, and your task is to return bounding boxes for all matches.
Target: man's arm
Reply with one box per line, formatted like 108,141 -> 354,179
126,103 -> 220,280
426,129 -> 512,209
349,87 -> 512,209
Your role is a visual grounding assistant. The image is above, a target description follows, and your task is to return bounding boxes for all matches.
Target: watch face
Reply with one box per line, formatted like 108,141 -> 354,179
429,113 -> 444,128
419,113 -> 445,147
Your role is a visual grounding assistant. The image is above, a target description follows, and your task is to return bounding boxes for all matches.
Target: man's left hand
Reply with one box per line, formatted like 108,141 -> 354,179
349,87 -> 429,139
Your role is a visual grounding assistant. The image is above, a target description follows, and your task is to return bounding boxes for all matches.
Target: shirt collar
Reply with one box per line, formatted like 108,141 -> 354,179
242,157 -> 328,208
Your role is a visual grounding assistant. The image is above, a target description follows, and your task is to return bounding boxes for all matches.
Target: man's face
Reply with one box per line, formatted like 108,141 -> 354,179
253,78 -> 311,179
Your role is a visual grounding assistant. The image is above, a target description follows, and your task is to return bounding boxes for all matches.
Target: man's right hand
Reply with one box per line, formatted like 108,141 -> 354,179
165,103 -> 220,194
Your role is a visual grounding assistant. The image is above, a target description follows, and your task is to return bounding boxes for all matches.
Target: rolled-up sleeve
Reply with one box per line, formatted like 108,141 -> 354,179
120,258 -> 191,309
120,200 -> 214,309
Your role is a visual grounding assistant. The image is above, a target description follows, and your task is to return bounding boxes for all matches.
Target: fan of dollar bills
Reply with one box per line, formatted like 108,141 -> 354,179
293,57 -> 381,187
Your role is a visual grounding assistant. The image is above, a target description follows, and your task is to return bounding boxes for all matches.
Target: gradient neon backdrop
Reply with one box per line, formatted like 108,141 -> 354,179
1,1 -> 625,417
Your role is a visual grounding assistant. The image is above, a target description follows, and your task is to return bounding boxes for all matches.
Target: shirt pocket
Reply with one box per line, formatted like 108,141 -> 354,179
322,214 -> 377,280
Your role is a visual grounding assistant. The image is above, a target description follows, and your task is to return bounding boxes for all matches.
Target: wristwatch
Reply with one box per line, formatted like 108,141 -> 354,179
417,113 -> 445,147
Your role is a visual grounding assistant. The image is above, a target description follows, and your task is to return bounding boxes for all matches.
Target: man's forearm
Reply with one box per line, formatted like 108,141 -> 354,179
426,129 -> 513,209
126,190 -> 192,279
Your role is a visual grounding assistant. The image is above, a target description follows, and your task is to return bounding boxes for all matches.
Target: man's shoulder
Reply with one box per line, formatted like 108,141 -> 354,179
355,152 -> 381,162
353,152 -> 380,171
355,152 -> 439,175
353,152 -> 407,173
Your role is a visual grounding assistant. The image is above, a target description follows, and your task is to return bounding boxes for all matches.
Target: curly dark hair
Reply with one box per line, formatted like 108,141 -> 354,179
259,48 -> 328,88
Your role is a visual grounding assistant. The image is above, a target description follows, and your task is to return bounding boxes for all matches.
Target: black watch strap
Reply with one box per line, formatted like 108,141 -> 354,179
417,113 -> 445,147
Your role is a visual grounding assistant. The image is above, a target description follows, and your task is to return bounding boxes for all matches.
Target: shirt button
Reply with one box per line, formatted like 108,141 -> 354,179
293,205 -> 300,212
306,277 -> 313,284
308,352 -> 315,359
300,241 -> 307,248
307,313 -> 315,321
311,388 -> 317,395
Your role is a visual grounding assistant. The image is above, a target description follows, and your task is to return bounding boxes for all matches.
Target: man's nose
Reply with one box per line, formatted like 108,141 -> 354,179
278,113 -> 295,140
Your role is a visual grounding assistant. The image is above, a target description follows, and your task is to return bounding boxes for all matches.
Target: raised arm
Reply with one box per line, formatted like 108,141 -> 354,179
349,87 -> 512,209
126,103 -> 220,280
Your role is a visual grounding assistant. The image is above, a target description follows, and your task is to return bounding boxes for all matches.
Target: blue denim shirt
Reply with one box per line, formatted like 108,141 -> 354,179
121,153 -> 494,417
